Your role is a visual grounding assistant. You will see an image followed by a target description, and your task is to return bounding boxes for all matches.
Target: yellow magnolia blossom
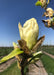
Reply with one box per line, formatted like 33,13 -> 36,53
43,8 -> 54,18
18,18 -> 39,50
46,8 -> 54,17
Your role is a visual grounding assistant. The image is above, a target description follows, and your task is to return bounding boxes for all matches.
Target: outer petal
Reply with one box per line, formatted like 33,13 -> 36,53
18,23 -> 23,39
23,18 -> 39,49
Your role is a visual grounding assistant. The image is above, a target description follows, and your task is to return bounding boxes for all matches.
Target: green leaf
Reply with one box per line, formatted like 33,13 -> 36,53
29,58 -> 39,64
28,51 -> 42,64
35,1 -> 42,6
0,48 -> 23,63
33,51 -> 42,58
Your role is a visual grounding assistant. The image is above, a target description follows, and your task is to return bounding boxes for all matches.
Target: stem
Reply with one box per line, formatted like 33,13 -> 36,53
21,67 -> 24,75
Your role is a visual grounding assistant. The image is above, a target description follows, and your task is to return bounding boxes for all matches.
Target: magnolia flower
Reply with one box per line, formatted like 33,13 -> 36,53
43,8 -> 54,18
42,17 -> 54,29
18,18 -> 39,50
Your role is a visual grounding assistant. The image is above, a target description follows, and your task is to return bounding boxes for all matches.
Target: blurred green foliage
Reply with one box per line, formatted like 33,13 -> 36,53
38,46 -> 54,55
0,47 -> 13,57
0,61 -> 21,75
41,54 -> 54,74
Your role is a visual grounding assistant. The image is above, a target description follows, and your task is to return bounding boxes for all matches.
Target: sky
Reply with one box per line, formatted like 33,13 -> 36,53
0,0 -> 54,47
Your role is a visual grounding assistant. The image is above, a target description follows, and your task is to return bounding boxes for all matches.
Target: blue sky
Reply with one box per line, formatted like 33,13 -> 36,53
0,0 -> 54,46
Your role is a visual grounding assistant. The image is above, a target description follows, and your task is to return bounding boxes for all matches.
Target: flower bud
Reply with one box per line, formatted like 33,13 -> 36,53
18,18 -> 39,50
46,8 -> 54,17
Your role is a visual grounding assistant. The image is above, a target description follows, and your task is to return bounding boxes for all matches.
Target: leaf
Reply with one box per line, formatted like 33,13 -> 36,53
33,51 -> 42,57
35,1 -> 42,6
29,58 -> 39,64
0,48 -> 24,63
28,51 -> 42,64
